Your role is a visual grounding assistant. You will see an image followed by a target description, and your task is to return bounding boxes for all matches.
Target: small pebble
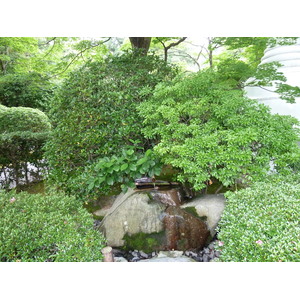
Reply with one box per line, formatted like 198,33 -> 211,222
139,251 -> 148,259
203,254 -> 209,262
131,257 -> 140,262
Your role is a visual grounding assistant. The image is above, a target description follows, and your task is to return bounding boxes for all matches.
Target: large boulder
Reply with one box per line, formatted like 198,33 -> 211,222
163,206 -> 210,250
99,188 -> 165,247
181,194 -> 226,236
99,188 -> 210,251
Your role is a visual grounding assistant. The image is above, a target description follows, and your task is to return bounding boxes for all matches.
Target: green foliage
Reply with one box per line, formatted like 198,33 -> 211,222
0,37 -> 39,74
216,177 -> 300,262
74,147 -> 162,200
45,51 -> 177,196
0,105 -> 51,187
138,69 -> 300,191
0,189 -> 106,261
0,73 -> 53,110
0,105 -> 51,133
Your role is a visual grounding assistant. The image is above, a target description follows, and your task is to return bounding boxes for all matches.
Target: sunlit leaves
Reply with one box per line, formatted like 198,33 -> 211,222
139,69 -> 300,191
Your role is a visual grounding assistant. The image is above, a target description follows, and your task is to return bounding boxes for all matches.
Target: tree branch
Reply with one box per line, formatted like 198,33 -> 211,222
50,37 -> 111,78
157,37 -> 187,62
165,37 -> 187,51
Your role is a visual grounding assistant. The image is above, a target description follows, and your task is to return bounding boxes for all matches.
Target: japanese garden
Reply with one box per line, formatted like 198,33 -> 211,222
0,37 -> 299,262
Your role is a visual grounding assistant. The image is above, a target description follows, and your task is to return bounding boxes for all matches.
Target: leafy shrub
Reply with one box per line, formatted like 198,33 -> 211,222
216,178 -> 300,262
0,189 -> 106,261
138,69 -> 300,191
0,73 -> 53,110
45,51 -> 177,196
0,105 -> 51,188
72,147 -> 162,200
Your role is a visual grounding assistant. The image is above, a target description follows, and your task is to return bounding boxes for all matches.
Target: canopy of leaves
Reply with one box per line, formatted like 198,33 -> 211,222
138,69 -> 300,191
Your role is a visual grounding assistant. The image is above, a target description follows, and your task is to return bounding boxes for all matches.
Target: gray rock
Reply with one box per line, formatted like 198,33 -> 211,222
190,251 -> 197,258
114,257 -> 128,262
139,251 -> 148,259
131,257 -> 140,262
157,251 -> 184,258
181,194 -> 226,236
208,243 -> 215,250
140,256 -> 196,262
99,189 -> 165,247
203,254 -> 209,262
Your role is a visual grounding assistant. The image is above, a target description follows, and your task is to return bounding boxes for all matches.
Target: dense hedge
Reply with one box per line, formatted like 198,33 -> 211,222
0,189 -> 106,261
45,52 -> 177,198
216,176 -> 300,262
0,104 -> 51,188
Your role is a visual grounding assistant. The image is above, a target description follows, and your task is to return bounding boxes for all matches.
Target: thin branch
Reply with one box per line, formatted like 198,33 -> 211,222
245,84 -> 277,93
38,37 -> 57,46
165,37 -> 187,51
156,37 -> 187,62
50,37 -> 111,78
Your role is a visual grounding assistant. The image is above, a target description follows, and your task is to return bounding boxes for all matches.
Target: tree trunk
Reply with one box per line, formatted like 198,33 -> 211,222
129,37 -> 152,55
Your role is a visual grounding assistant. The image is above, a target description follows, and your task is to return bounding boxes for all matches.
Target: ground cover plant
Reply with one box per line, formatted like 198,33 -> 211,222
216,175 -> 300,262
0,189 -> 106,262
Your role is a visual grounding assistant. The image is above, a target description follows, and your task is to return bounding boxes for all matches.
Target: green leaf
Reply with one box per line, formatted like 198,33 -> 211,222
107,177 -> 114,185
145,149 -> 153,157
130,164 -> 137,171
126,149 -> 134,156
121,163 -> 128,171
136,157 -> 147,166
87,182 -> 94,191
113,165 -> 120,172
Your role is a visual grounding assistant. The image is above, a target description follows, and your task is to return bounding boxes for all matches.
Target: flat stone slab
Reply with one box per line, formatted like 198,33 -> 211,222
139,256 -> 196,262
138,251 -> 196,262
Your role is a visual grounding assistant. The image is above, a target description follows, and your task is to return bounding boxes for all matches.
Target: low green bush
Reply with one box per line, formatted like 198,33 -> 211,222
0,104 -> 51,188
0,189 -> 106,262
216,178 -> 300,262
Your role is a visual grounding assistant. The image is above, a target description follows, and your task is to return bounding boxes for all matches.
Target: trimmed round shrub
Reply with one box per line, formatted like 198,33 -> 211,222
0,189 -> 106,262
45,51 -> 177,197
0,105 -> 51,187
216,178 -> 300,262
